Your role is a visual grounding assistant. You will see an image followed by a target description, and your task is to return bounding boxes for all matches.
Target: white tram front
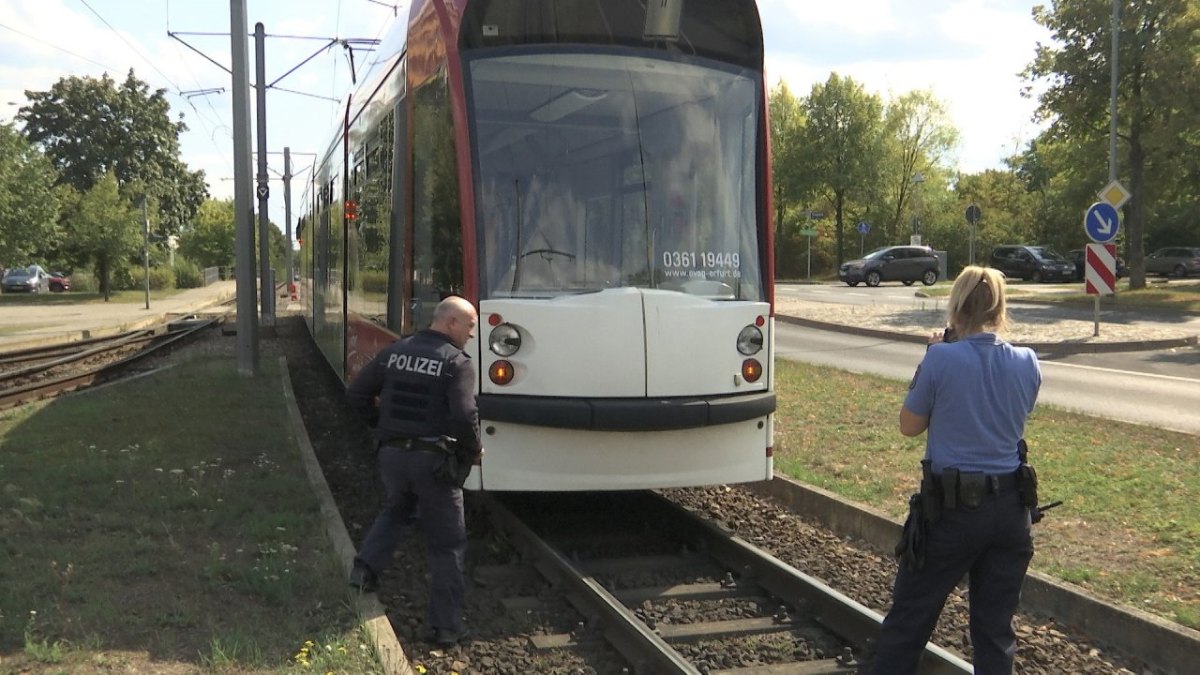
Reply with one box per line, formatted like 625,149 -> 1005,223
300,0 -> 776,491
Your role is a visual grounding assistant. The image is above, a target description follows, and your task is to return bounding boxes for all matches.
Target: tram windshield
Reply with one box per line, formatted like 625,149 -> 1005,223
467,51 -> 763,301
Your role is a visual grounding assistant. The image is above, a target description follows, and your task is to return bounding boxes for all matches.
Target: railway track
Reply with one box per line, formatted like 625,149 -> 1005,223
0,315 -> 223,409
483,490 -> 971,674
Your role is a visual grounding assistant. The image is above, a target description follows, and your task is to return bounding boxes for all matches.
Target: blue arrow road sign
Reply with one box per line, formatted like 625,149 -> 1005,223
1084,202 -> 1120,243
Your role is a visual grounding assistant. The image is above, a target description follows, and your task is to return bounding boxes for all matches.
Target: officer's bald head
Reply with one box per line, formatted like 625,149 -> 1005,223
432,296 -> 478,348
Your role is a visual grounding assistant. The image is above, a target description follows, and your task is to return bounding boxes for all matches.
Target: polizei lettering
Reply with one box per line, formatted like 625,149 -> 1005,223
385,353 -> 445,377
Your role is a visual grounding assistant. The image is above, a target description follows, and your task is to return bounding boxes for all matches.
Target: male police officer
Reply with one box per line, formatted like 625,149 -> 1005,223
346,296 -> 482,647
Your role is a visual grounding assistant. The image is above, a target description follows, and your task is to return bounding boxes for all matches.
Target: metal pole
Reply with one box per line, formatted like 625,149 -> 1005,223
231,0 -> 259,375
255,22 -> 274,327
283,146 -> 293,302
141,196 -> 150,310
1109,0 -> 1119,184
1098,0 -> 1119,338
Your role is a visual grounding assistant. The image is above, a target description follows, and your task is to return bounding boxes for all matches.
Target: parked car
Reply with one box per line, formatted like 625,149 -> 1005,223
989,245 -> 1076,282
48,271 -> 72,292
1,265 -> 49,293
838,245 -> 940,287
1066,248 -> 1127,281
1144,246 -> 1200,278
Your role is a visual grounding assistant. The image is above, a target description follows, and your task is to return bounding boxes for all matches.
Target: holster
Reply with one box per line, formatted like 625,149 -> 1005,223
895,460 -> 941,571
894,493 -> 927,571
433,444 -> 475,488
1018,463 -> 1039,509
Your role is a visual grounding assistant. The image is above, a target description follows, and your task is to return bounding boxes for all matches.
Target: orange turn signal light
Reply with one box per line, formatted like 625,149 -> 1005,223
489,360 -> 515,385
742,358 -> 763,382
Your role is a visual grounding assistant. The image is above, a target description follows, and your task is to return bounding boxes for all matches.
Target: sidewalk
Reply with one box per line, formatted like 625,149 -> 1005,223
0,280 -> 238,349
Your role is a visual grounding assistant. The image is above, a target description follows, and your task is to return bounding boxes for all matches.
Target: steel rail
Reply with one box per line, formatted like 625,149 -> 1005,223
0,317 -> 220,410
484,493 -> 702,674
487,490 -> 974,674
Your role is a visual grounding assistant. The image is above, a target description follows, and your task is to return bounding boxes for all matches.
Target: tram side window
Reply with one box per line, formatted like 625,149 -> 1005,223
411,71 -> 463,330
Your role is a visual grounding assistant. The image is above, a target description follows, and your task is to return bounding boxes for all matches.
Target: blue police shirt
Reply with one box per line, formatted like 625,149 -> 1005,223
903,332 -> 1041,473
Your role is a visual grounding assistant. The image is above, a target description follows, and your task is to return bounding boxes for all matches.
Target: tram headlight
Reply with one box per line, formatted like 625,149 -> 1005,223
736,325 -> 764,355
489,323 -> 522,356
489,360 -> 515,385
742,358 -> 763,383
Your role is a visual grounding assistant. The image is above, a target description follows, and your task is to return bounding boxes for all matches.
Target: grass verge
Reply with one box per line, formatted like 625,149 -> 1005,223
772,359 -> 1200,629
0,356 -> 382,673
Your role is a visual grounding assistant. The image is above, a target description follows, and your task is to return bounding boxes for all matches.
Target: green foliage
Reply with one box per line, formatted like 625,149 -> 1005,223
360,269 -> 388,294
0,123 -> 61,264
139,266 -> 176,291
57,172 -> 140,299
68,270 -> 98,293
173,258 -> 205,288
16,69 -> 207,241
179,198 -> 236,269
1024,0 -> 1200,288
800,74 -> 885,266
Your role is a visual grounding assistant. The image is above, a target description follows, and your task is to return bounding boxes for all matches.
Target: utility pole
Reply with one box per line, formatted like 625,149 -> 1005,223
255,22 -> 275,327
283,146 -> 293,299
140,196 -> 150,310
231,0 -> 259,375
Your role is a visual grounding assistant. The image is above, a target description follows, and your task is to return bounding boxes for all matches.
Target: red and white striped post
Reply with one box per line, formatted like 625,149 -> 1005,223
1085,243 -> 1117,336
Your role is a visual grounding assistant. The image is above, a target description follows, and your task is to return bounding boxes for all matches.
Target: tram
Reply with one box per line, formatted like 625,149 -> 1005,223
298,0 -> 776,491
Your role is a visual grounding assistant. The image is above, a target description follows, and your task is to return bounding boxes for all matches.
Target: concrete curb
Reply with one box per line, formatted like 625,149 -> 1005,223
775,313 -> 1199,355
278,356 -> 414,675
744,475 -> 1200,675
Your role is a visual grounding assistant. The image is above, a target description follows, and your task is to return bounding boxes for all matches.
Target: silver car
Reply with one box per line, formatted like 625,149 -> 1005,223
1145,247 -> 1200,278
1,265 -> 49,293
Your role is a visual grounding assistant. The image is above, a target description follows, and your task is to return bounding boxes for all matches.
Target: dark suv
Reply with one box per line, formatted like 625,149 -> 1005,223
1145,247 -> 1200,278
989,245 -> 1075,283
838,245 -> 939,287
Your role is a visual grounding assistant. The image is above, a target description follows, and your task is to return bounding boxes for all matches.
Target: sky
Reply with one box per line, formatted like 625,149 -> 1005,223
0,0 -> 1053,241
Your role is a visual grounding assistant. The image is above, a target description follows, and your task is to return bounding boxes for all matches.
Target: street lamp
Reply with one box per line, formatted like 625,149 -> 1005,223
911,172 -> 925,244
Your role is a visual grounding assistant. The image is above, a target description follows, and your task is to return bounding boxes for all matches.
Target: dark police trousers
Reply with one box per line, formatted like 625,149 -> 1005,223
356,445 -> 466,633
873,486 -> 1033,675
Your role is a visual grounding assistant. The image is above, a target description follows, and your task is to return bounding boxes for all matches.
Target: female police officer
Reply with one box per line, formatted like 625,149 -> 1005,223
873,265 -> 1041,674
346,296 -> 481,647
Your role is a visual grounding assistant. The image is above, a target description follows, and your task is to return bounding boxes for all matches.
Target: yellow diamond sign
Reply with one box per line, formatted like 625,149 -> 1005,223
1099,180 -> 1131,209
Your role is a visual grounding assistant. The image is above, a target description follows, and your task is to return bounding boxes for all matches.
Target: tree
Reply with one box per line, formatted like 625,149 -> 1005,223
59,172 -> 140,300
0,123 -> 60,265
17,70 -> 208,243
800,74 -> 885,266
880,91 -> 959,239
179,199 -> 237,269
1025,0 -> 1200,288
769,82 -> 811,277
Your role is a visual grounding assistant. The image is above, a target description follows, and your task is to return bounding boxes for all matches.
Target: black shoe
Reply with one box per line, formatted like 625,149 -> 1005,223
348,562 -> 378,593
431,627 -> 470,647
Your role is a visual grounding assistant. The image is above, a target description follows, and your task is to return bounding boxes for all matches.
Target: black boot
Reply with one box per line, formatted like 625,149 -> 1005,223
348,561 -> 378,593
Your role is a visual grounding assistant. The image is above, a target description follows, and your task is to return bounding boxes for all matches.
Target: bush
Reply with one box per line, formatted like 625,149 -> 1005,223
69,270 -> 98,293
360,269 -> 388,294
174,258 -> 205,288
145,266 -> 176,291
